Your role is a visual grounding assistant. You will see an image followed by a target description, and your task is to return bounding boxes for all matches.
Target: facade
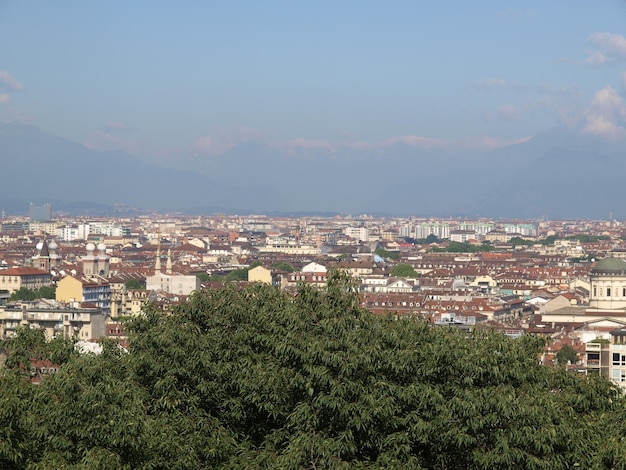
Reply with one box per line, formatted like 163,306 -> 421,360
344,227 -> 369,242
0,302 -> 106,340
0,267 -> 52,294
81,243 -> 110,277
248,266 -> 273,284
145,249 -> 200,296
414,223 -> 450,240
32,240 -> 61,271
588,257 -> 626,310
56,275 -> 111,314
609,329 -> 626,390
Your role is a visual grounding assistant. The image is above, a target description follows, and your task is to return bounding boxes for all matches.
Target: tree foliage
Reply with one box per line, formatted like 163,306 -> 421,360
0,271 -> 625,468
431,241 -> 494,253
9,286 -> 56,301
124,278 -> 144,290
375,248 -> 401,260
390,263 -> 418,277
271,261 -> 298,272
556,344 -> 579,366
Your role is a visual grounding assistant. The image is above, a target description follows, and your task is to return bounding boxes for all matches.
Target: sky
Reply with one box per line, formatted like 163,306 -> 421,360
1,1 -> 626,161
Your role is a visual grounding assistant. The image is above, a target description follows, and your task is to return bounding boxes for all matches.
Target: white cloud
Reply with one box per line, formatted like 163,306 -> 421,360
282,138 -> 337,154
497,105 -> 520,121
192,126 -> 262,156
0,71 -> 24,91
382,135 -> 444,148
481,104 -> 523,123
474,78 -> 522,90
582,86 -> 626,139
0,94 -> 10,104
84,129 -> 140,154
583,33 -> 626,65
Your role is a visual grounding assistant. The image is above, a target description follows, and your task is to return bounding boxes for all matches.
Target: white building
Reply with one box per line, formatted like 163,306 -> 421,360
145,249 -> 200,296
414,223 -> 450,240
344,227 -> 369,242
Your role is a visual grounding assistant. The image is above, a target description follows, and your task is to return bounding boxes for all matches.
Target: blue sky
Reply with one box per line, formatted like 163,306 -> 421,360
1,1 -> 625,160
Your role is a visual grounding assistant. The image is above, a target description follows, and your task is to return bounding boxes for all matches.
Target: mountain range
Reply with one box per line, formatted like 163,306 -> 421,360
1,121 -> 625,219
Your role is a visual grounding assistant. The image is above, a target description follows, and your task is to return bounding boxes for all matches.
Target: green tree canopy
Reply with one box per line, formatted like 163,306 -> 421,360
375,248 -> 401,260
390,263 -> 418,277
0,272 -> 625,468
9,286 -> 56,301
124,278 -> 145,290
271,261 -> 298,272
556,344 -> 579,366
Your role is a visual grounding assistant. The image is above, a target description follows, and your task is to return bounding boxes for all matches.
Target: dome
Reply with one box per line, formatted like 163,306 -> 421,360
86,243 -> 96,252
48,240 -> 58,250
97,243 -> 106,252
591,256 -> 626,275
36,241 -> 43,251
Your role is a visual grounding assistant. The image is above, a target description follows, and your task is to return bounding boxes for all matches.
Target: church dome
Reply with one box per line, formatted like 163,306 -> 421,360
97,243 -> 106,252
48,240 -> 58,250
591,256 -> 626,275
86,243 -> 96,252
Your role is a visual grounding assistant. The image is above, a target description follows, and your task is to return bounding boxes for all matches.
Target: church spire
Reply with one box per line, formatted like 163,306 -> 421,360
155,225 -> 162,274
166,248 -> 173,274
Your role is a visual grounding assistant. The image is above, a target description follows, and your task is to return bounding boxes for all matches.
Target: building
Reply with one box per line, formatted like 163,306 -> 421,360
414,223 -> 450,240
248,266 -> 273,285
588,257 -> 626,310
31,240 -> 61,271
81,243 -> 110,277
344,227 -> 369,242
145,249 -> 200,296
0,267 -> 52,294
56,275 -> 111,314
0,302 -> 106,340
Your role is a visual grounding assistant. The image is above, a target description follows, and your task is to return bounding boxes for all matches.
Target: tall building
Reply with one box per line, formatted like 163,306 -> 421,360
414,223 -> 450,240
29,203 -> 52,222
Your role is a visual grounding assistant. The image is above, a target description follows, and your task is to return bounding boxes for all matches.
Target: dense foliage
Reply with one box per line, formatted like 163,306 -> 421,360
1,271 -> 626,468
390,263 -> 418,277
431,241 -> 495,253
124,278 -> 144,290
375,248 -> 401,260
9,286 -> 56,301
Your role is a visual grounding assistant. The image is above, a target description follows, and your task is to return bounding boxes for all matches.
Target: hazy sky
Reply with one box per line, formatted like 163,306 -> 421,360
1,1 -> 625,159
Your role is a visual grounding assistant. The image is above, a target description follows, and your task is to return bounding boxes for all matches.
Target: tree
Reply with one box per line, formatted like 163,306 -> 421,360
271,261 -> 297,273
124,278 -> 144,290
375,248 -> 400,260
9,286 -> 56,301
425,233 -> 439,244
9,287 -> 37,302
556,344 -> 579,365
390,263 -> 418,277
1,273 -> 625,468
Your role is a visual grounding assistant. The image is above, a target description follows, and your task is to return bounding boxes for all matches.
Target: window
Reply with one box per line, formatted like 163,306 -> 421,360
612,353 -> 626,366
607,288 -> 611,297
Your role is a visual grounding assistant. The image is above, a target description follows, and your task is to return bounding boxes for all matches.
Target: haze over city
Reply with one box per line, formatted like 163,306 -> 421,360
1,1 -> 626,217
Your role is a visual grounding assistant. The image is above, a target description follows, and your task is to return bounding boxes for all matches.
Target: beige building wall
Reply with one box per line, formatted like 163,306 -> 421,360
248,266 -> 272,284
56,276 -> 83,303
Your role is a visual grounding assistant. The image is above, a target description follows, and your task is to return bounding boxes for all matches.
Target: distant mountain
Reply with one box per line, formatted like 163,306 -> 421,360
1,122 -> 625,218
0,122 -> 284,215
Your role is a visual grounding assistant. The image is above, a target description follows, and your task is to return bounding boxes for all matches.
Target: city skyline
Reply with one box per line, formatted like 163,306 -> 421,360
1,1 -> 626,165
